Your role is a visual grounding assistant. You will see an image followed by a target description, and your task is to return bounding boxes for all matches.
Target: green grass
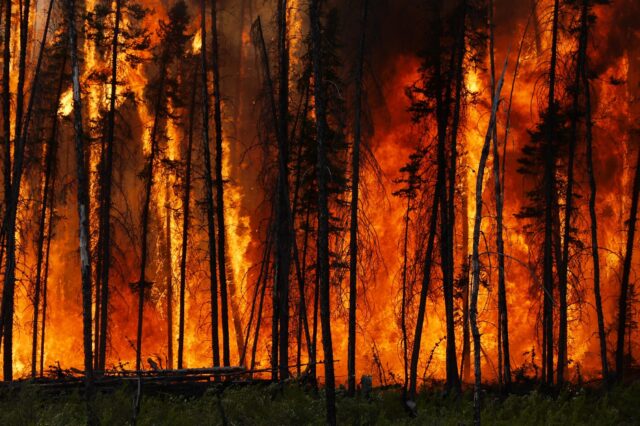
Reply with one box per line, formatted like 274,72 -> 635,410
0,381 -> 638,425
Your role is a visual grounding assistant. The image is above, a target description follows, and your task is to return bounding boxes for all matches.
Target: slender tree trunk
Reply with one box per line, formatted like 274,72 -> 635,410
177,70 -> 198,370
40,187 -> 54,377
2,0 -> 11,221
274,0 -> 292,380
557,0 -> 589,386
66,0 -> 94,392
310,0 -> 336,422
201,0 -> 220,368
435,3 -> 461,392
2,0 -> 51,380
470,59 -> 506,426
407,183 -> 440,404
581,0 -> 608,380
616,137 -> 640,380
211,0 -> 231,367
96,0 -> 122,372
488,0 -> 511,388
30,0 -> 58,378
136,56 -> 168,372
542,0 -> 561,387
401,197 -> 411,399
347,0 -> 368,396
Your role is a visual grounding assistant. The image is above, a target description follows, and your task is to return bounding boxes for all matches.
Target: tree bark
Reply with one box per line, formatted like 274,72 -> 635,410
470,58 -> 506,426
347,0 -> 368,396
310,0 -> 336,422
177,69 -> 198,370
616,135 -> 640,380
30,0 -> 58,378
542,0 -> 560,387
65,0 -> 94,391
95,0 -> 122,372
211,0 -> 231,367
274,0 -> 292,380
581,0 -> 608,381
201,0 -> 220,368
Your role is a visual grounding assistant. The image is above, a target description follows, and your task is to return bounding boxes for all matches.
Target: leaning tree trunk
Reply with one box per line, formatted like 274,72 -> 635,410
616,135 -> 640,380
2,0 -> 51,380
30,0 -> 58,378
470,58 -> 507,426
347,0 -> 368,397
310,0 -> 336,423
200,0 -> 220,367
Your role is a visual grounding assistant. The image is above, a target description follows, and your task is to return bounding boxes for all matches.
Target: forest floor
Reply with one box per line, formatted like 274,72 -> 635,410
0,379 -> 639,425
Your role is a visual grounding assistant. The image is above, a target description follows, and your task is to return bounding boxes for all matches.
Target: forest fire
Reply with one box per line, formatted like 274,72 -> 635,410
0,0 -> 639,423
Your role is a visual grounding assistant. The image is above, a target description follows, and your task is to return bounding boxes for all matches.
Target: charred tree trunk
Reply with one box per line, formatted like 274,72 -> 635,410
274,0 -> 292,380
2,0 -> 52,380
557,0 -> 590,386
66,0 -> 94,390
347,0 -> 368,397
211,0 -> 231,367
542,0 -> 561,387
488,0 -> 511,389
136,53 -> 168,372
40,188 -> 55,377
96,0 -> 122,372
177,70 -> 198,370
470,59 -> 506,426
30,0 -> 58,378
401,197 -> 411,399
310,0 -> 336,422
582,0 -> 608,381
616,135 -> 640,380
201,0 -> 220,367
2,0 -> 11,220
407,180 -> 440,405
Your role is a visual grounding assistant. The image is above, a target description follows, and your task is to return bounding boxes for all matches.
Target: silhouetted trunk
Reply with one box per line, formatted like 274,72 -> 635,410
616,137 -> 640,380
488,0 -> 511,388
310,0 -> 336,422
274,0 -> 292,380
30,0 -> 58,378
201,0 -> 220,367
66,0 -> 94,390
252,16 -> 283,380
470,59 -> 506,426
542,0 -> 560,387
96,0 -> 122,372
242,222 -> 273,366
407,182 -> 440,404
40,190 -> 55,377
2,0 -> 51,380
582,0 -> 608,381
136,52 -> 168,372
211,0 -> 231,367
2,0 -> 11,219
177,70 -> 198,370
347,0 -> 368,396
438,2 -> 461,393
557,0 -> 589,386
400,197 -> 410,399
